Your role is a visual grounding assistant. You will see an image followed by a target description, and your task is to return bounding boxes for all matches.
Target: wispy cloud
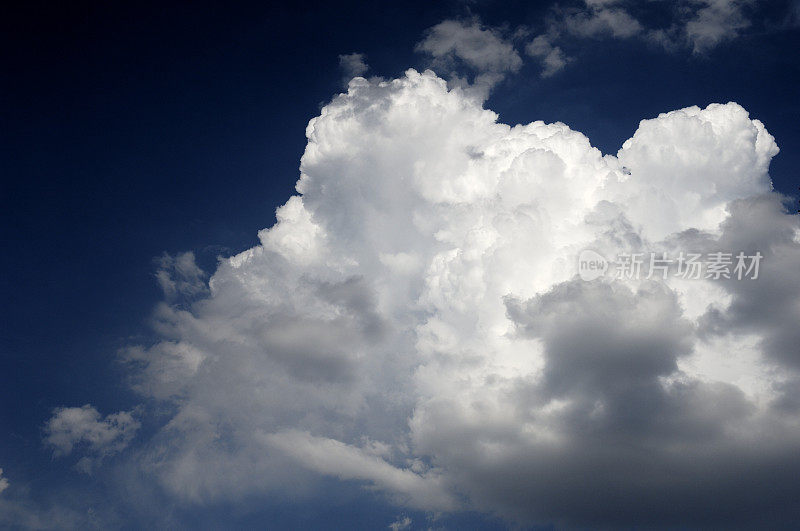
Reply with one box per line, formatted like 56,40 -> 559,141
339,52 -> 370,86
528,0 -> 762,76
415,18 -> 522,98
44,405 -> 140,473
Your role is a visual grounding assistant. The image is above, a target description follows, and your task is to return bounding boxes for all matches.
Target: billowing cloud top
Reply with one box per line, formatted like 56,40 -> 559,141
58,69 -> 800,527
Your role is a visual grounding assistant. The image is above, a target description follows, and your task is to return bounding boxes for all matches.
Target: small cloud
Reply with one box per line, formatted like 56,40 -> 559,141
683,0 -> 753,54
564,1 -> 643,39
44,405 -> 140,473
0,469 -> 8,494
264,430 -> 459,512
339,52 -> 369,85
389,515 -> 412,530
415,18 -> 522,98
525,35 -> 570,77
155,251 -> 207,301
527,0 -> 763,77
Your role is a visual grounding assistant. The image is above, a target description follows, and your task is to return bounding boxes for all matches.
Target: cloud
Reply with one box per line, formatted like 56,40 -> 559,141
44,405 -> 140,473
564,0 -> 643,39
388,515 -> 412,530
155,251 -> 208,301
415,19 -> 522,97
683,0 -> 754,53
339,53 -> 369,84
0,469 -> 108,528
264,430 -> 458,511
791,0 -> 800,27
525,35 -> 570,77
0,498 -> 102,530
528,0 -> 762,76
113,70 -> 800,527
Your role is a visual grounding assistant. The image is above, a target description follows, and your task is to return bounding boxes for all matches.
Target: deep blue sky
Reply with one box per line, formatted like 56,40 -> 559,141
2,0 -> 799,528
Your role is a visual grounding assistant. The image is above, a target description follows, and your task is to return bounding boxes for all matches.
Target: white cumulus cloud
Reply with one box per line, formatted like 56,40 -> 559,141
118,69 -> 800,527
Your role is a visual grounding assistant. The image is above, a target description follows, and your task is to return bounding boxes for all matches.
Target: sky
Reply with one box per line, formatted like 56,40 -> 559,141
2,0 -> 800,529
